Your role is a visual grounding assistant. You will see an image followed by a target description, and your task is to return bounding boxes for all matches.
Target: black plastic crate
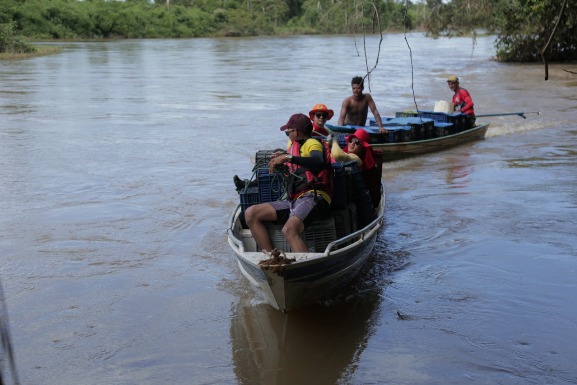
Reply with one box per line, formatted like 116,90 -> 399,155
255,150 -> 277,166
303,218 -> 337,252
434,122 -> 454,137
331,162 -> 348,210
333,209 -> 352,239
383,126 -> 414,143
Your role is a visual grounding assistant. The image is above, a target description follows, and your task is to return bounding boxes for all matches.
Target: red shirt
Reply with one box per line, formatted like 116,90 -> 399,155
452,87 -> 475,116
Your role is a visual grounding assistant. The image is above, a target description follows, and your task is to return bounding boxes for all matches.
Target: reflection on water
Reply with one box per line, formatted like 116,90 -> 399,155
231,298 -> 379,385
230,237 -> 409,385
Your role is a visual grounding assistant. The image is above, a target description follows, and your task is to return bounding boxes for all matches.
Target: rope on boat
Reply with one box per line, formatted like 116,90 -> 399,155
237,155 -> 304,199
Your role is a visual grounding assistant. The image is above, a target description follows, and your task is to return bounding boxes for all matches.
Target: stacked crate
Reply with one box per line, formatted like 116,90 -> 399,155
257,168 -> 285,203
238,186 -> 259,228
264,218 -> 337,253
372,117 -> 435,141
395,111 -> 468,136
303,218 -> 337,252
331,162 -> 349,210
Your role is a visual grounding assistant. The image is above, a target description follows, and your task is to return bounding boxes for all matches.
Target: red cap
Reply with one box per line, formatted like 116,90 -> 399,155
345,128 -> 375,170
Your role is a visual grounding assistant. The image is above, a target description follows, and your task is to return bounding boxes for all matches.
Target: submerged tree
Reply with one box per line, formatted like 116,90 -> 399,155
422,0 -> 576,63
493,0 -> 576,63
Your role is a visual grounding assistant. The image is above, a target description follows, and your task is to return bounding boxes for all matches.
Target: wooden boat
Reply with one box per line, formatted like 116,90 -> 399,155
227,158 -> 385,312
326,112 -> 490,161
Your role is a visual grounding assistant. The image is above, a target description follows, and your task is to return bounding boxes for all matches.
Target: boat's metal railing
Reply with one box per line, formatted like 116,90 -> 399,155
321,208 -> 384,255
226,204 -> 244,250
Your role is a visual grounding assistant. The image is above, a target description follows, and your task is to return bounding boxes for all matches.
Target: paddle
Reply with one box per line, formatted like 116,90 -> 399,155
475,111 -> 541,119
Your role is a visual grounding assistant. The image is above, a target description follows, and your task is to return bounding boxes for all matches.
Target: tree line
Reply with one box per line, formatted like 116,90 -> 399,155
1,0 -> 575,63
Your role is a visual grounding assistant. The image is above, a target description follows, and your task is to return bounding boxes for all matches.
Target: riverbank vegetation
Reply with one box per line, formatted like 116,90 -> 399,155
0,0 -> 575,63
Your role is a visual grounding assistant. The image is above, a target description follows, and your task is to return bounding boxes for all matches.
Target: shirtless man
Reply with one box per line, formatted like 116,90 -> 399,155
338,76 -> 386,133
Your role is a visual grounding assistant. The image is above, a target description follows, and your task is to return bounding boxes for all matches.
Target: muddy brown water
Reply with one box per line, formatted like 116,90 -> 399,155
1,34 -> 576,384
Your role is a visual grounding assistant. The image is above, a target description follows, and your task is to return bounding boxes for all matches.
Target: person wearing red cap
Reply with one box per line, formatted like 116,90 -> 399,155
338,76 -> 387,134
447,75 -> 475,126
330,128 -> 375,172
245,113 -> 333,253
328,128 -> 381,207
308,103 -> 334,137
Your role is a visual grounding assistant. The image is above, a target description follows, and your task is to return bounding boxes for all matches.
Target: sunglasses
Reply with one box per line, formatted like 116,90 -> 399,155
285,129 -> 295,136
349,138 -> 360,145
315,113 -> 328,119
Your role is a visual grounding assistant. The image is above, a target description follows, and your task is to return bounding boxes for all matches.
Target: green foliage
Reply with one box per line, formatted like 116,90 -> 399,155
3,0 -> 418,40
1,0 -> 575,63
296,0 -> 411,35
0,21 -> 35,53
421,0 -> 576,62
494,0 -> 577,62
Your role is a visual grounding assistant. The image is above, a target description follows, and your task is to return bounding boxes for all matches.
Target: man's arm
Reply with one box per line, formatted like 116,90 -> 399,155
338,98 -> 349,126
367,94 -> 387,133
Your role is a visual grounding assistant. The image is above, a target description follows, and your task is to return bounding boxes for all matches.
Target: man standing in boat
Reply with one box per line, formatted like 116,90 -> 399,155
338,76 -> 387,134
447,75 -> 476,127
244,113 -> 333,253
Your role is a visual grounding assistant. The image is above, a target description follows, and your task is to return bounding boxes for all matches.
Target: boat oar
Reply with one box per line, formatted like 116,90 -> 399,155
476,111 -> 540,119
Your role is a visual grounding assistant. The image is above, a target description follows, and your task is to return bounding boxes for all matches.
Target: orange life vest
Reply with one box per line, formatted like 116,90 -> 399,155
287,138 -> 333,202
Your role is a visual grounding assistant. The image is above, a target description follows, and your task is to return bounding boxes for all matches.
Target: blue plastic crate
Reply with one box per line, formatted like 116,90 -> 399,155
239,186 -> 260,228
257,168 -> 284,202
416,111 -> 465,124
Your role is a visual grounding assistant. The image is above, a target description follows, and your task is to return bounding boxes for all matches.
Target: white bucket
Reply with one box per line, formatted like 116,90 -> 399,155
434,100 -> 453,114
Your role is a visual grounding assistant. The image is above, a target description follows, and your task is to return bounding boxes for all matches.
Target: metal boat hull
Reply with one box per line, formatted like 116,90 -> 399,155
227,185 -> 385,312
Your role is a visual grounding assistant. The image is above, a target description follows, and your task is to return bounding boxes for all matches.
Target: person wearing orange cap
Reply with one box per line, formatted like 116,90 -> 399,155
447,75 -> 475,125
308,103 -> 334,137
338,76 -> 387,134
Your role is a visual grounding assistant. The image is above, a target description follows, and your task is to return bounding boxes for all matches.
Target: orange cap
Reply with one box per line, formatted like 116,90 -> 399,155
309,104 -> 334,120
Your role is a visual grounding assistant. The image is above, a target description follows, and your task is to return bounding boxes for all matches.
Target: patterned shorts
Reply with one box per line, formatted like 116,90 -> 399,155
268,193 -> 330,225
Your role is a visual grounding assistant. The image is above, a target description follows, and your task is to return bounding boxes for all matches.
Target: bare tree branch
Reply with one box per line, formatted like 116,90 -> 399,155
540,0 -> 568,80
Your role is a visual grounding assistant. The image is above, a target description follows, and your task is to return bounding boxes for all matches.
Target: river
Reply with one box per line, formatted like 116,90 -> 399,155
1,34 -> 576,385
